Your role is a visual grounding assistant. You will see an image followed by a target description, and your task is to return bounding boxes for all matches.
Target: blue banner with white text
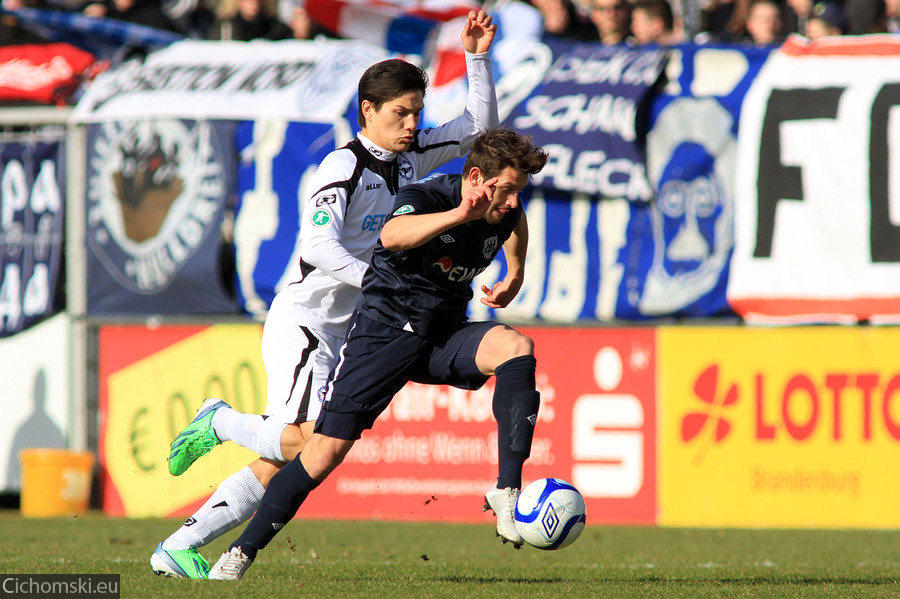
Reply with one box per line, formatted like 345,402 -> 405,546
0,136 -> 66,337
502,41 -> 668,202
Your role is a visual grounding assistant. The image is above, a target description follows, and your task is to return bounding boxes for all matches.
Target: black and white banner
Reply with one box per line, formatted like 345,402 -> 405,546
0,135 -> 65,337
728,35 -> 900,324
71,39 -> 386,124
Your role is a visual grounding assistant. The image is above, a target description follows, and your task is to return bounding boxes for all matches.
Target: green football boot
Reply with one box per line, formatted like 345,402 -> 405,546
168,398 -> 228,476
151,543 -> 210,579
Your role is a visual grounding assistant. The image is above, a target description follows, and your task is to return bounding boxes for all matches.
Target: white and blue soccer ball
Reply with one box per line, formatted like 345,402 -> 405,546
514,478 -> 586,550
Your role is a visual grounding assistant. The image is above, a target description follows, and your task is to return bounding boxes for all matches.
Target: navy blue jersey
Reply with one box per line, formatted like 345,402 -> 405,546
356,174 -> 522,335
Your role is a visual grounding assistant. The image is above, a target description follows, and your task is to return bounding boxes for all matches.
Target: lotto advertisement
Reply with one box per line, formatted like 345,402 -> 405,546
98,323 -> 657,524
659,326 -> 900,528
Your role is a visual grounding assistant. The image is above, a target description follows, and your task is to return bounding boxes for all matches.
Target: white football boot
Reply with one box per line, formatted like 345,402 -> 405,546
483,484 -> 524,548
208,547 -> 253,580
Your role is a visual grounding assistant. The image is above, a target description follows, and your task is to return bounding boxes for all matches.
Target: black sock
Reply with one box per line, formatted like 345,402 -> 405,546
492,355 -> 540,489
230,455 -> 320,560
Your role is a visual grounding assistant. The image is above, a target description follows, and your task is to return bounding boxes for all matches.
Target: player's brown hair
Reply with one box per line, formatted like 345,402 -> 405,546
463,128 -> 549,180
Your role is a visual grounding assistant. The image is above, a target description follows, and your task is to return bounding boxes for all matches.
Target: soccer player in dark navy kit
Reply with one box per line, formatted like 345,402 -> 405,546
208,129 -> 549,579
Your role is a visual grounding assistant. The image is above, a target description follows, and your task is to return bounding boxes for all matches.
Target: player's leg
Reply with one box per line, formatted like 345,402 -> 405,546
209,313 -> 425,579
478,326 -> 539,548
151,457 -> 278,578
167,321 -> 338,475
155,323 -> 338,577
474,324 -> 538,490
425,322 -> 538,547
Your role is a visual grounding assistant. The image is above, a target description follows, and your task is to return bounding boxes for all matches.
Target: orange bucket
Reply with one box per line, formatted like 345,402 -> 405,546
19,449 -> 94,517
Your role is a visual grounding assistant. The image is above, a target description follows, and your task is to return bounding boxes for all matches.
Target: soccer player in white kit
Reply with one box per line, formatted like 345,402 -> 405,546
150,10 -> 499,579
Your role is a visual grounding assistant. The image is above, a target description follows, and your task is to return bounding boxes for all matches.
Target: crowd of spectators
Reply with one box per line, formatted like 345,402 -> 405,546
527,0 -> 892,45
0,0 -> 338,45
0,0 -> 895,49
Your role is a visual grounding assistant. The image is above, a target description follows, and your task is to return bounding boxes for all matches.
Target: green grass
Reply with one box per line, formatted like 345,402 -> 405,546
1,512 -> 900,598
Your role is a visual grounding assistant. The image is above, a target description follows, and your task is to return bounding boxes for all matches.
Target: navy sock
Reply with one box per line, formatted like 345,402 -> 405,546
492,355 -> 540,489
230,455 -> 320,559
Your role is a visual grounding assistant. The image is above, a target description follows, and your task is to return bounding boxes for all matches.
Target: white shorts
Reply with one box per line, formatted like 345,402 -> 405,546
260,316 -> 344,425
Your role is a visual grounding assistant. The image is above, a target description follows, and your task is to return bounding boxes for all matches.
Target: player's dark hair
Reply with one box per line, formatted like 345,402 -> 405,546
357,59 -> 429,128
463,129 -> 549,180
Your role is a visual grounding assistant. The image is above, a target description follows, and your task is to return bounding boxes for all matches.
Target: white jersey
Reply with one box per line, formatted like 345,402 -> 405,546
267,51 -> 498,338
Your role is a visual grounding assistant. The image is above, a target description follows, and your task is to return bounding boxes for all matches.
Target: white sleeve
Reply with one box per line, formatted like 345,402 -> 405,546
461,50 -> 500,143
412,50 -> 499,176
301,235 -> 368,288
298,156 -> 369,288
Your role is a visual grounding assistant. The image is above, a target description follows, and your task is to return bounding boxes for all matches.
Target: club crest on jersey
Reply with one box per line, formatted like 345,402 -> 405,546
399,159 -> 413,181
315,193 -> 336,206
393,205 -> 415,216
483,236 -> 499,259
311,209 -> 331,226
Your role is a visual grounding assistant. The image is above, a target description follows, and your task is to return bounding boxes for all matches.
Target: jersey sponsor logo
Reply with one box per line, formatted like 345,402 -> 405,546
315,193 -> 337,207
399,158 -> 413,180
393,205 -> 415,215
483,236 -> 499,259
85,119 -> 226,292
311,209 -> 332,226
432,257 -> 488,283
434,257 -> 453,272
440,234 -> 455,243
362,213 -> 387,231
364,182 -> 382,190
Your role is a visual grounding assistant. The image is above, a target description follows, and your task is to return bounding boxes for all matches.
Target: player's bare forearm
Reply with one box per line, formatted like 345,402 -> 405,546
380,211 -> 467,251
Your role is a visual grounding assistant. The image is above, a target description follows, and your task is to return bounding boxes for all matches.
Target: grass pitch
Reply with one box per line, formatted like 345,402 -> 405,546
1,512 -> 899,598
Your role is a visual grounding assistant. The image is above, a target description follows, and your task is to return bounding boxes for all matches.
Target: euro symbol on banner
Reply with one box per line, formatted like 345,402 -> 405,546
130,407 -> 156,472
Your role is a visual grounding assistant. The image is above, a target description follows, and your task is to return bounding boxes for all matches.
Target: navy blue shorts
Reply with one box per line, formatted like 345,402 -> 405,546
314,311 -> 501,440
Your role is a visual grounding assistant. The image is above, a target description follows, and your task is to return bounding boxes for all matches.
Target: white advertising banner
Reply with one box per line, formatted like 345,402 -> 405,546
70,39 -> 387,123
728,35 -> 900,324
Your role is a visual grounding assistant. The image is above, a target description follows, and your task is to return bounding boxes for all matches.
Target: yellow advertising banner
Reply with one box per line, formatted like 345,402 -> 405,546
101,324 -> 266,518
660,326 -> 900,528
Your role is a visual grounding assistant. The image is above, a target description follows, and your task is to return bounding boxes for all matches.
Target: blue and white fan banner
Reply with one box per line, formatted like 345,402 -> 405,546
471,44 -> 771,322
502,41 -> 668,202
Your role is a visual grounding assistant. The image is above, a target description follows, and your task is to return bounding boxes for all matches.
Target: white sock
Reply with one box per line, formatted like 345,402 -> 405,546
211,407 -> 264,450
163,467 -> 265,550
255,417 -> 287,461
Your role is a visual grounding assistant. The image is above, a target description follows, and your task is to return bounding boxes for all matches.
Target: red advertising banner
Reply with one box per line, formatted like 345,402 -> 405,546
98,323 -> 657,524
298,326 -> 657,524
0,43 -> 96,104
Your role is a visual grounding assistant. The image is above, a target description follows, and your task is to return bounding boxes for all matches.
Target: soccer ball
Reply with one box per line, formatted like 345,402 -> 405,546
514,478 -> 586,550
